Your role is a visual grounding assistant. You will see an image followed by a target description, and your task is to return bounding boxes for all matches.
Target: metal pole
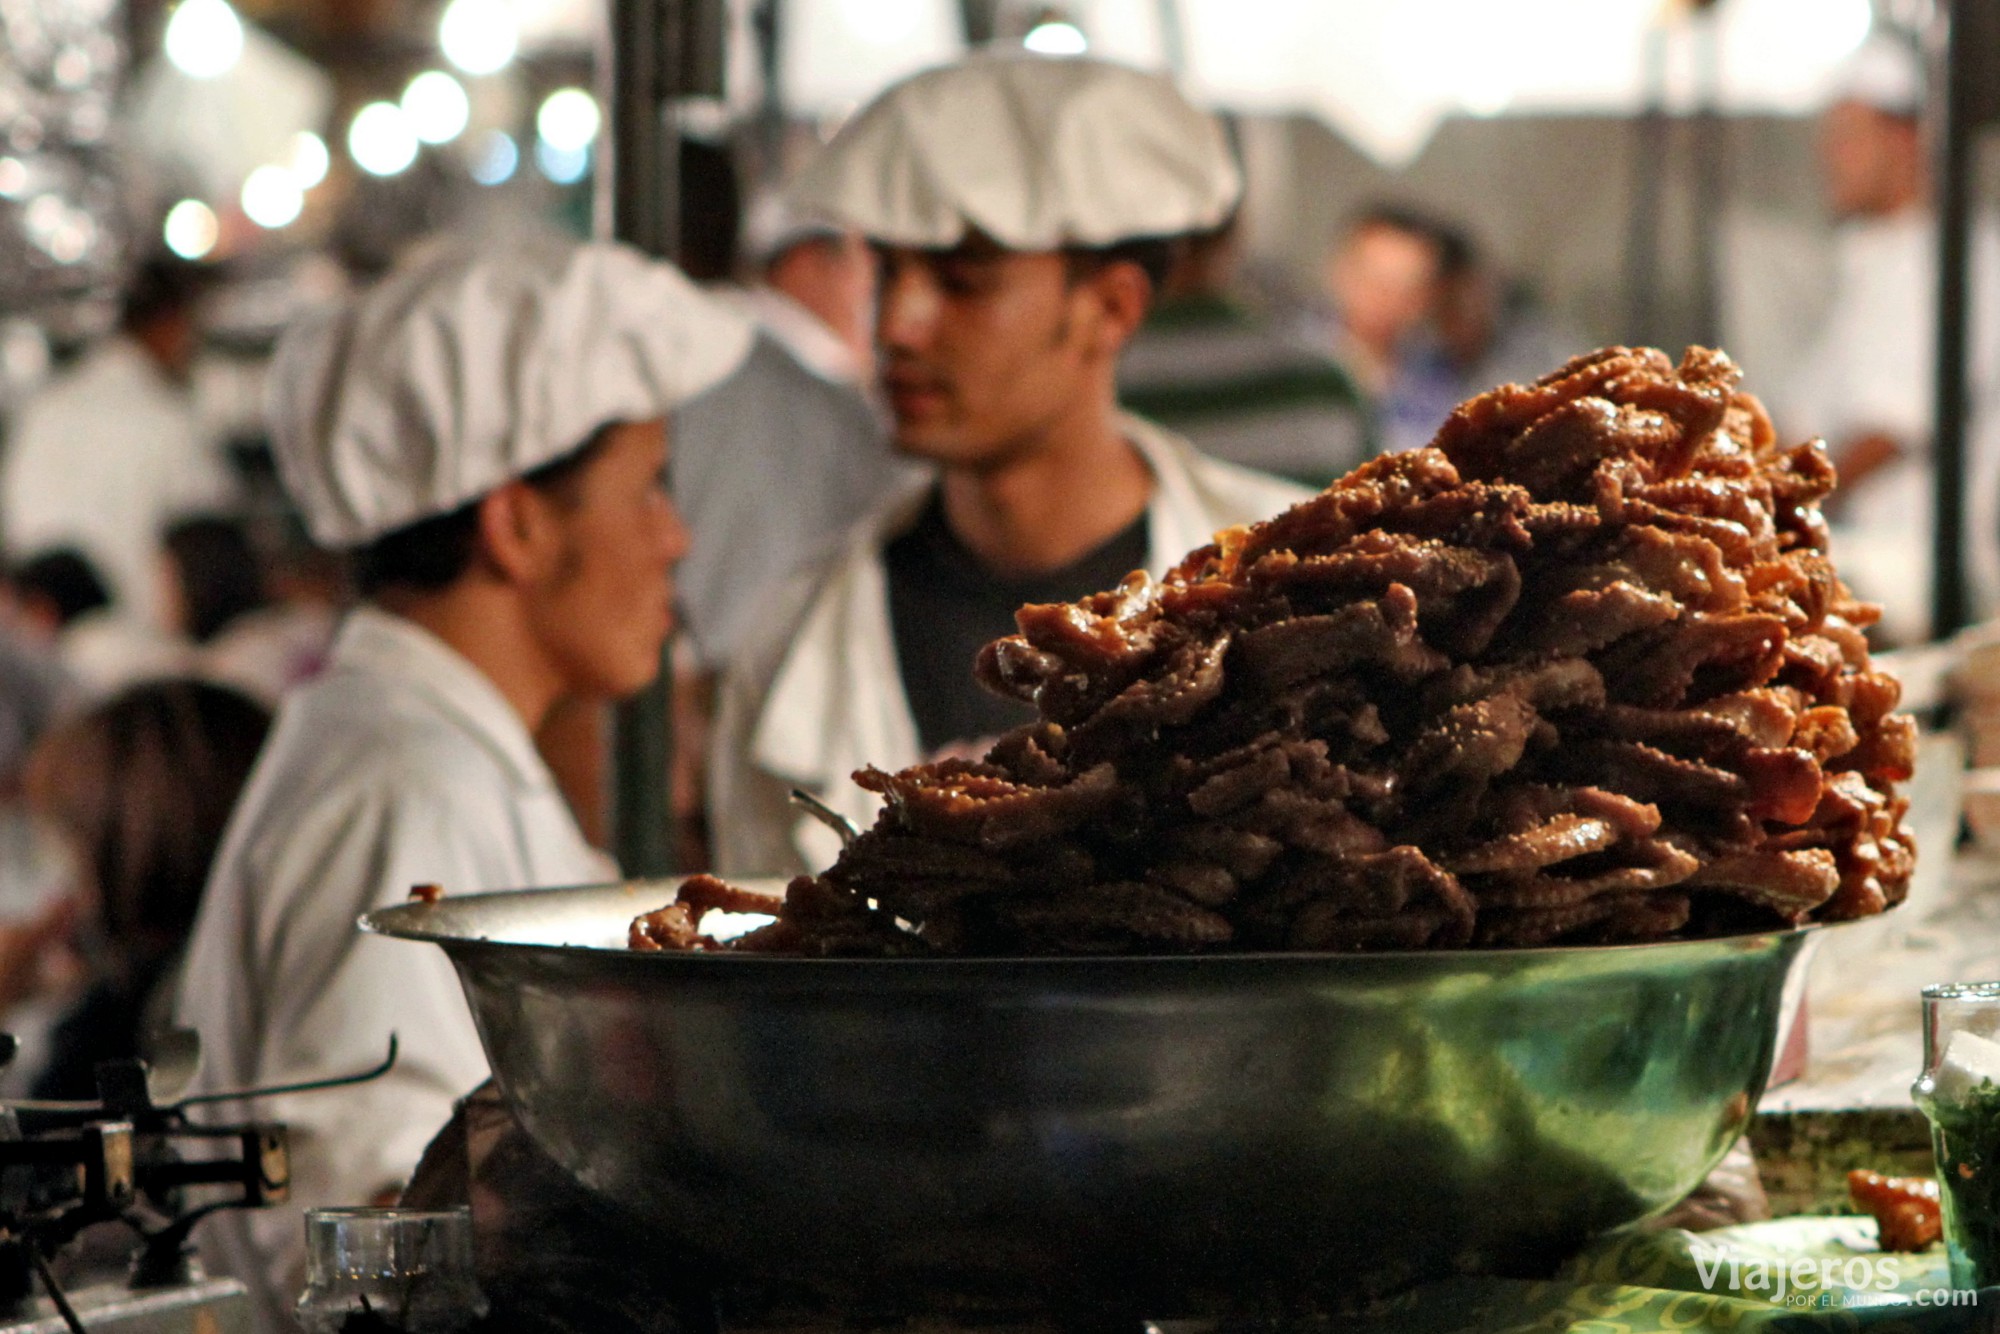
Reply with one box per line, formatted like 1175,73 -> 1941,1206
1929,0 -> 1985,640
1624,24 -> 1669,343
606,0 -> 685,876
603,0 -> 729,875
1688,7 -> 1724,348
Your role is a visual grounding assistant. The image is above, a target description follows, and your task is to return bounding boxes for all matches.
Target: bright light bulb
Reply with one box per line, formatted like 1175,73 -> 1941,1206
241,164 -> 303,228
1023,21 -> 1088,56
439,0 -> 518,77
534,138 -> 588,185
468,130 -> 518,185
287,131 -> 329,188
163,0 -> 244,79
347,101 -> 419,177
0,158 -> 26,199
535,87 -> 600,153
401,70 -> 470,145
163,198 -> 219,258
1822,0 -> 1876,61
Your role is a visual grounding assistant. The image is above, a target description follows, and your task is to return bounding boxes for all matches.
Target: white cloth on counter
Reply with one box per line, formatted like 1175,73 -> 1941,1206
175,605 -> 612,1334
268,233 -> 754,547
790,52 -> 1241,250
706,416 -> 1310,877
1,336 -> 236,629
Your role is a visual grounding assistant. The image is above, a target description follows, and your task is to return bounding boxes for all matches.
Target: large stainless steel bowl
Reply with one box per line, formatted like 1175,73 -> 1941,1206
363,881 -> 1821,1315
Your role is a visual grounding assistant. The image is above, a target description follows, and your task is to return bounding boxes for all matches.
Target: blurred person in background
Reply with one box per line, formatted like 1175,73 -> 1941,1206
708,54 -> 1310,877
1119,215 -> 1371,488
9,546 -> 186,696
668,187 -> 916,866
1319,204 -> 1463,455
667,316 -> 921,867
160,517 -> 264,648
1,258 -> 238,632
7,548 -> 110,643
160,516 -> 336,705
20,680 -> 269,1099
174,235 -> 752,1334
724,189 -> 878,387
1775,33 -> 2000,641
0,567 -> 74,921
1429,234 -> 1582,398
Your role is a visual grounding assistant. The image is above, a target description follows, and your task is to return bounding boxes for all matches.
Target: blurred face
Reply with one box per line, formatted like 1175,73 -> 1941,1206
874,241 -> 1117,470
770,234 -> 877,363
1818,101 -> 1919,219
521,419 -> 688,699
1326,223 -> 1442,354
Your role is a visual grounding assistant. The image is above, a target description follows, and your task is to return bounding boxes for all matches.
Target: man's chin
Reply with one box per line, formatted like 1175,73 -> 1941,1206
890,430 -> 959,464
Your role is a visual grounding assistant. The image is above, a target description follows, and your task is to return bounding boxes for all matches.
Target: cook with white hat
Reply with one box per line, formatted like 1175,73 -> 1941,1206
1775,32 -> 2000,641
174,232 -> 753,1333
706,52 -> 1311,876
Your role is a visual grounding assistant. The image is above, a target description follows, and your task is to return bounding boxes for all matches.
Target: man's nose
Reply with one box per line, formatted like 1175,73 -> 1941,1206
875,266 -> 940,352
659,494 -> 691,565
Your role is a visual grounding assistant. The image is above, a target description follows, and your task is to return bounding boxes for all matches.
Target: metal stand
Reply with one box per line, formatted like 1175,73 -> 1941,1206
603,0 -> 725,876
1929,0 -> 2000,639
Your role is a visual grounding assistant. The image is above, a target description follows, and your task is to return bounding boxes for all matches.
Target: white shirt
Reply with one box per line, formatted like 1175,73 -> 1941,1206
175,606 -> 611,1334
669,333 -> 923,671
1,337 -> 236,628
707,417 -> 1312,877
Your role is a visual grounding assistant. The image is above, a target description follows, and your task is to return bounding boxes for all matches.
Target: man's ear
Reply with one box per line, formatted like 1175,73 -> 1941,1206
474,481 -> 554,584
1086,260 -> 1153,358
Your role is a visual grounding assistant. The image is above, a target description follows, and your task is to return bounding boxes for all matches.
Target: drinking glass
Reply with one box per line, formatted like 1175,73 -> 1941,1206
1913,982 -> 2000,1289
295,1206 -> 488,1333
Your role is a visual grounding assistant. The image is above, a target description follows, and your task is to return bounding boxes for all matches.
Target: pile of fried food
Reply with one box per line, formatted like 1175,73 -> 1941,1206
635,346 -> 1916,956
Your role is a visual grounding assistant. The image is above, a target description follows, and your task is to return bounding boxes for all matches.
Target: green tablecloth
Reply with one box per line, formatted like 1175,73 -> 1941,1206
1343,1218 -> 1994,1332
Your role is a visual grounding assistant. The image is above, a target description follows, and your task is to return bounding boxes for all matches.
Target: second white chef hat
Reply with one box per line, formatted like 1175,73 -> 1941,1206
1826,32 -> 1924,117
268,231 -> 755,548
789,51 -> 1241,251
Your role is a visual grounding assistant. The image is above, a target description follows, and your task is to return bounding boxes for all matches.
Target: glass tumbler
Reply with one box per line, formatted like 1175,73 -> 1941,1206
1913,982 -> 2000,1289
295,1206 -> 488,1333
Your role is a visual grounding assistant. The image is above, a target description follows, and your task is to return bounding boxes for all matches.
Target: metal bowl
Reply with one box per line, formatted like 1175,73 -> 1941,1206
362,881 -> 1820,1315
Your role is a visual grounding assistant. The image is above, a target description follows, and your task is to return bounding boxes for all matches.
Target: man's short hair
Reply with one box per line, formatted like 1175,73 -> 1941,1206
1345,204 -> 1473,272
11,548 -> 111,625
348,427 -> 610,598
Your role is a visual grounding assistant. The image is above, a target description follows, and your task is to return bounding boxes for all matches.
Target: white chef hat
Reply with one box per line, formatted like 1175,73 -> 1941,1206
269,232 -> 755,548
790,51 -> 1241,251
741,187 -> 846,269
1826,32 -> 1924,117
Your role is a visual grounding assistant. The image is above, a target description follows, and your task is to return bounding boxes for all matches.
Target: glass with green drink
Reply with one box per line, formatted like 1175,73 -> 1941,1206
1914,982 -> 2000,1288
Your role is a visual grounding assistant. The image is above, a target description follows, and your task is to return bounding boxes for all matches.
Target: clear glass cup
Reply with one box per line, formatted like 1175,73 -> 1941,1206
1912,982 -> 2000,1289
295,1206 -> 488,1333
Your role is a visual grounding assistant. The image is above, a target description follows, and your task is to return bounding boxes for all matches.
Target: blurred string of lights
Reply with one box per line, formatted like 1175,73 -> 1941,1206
102,0 -> 1899,274
0,0 -> 126,346
142,0 -> 600,264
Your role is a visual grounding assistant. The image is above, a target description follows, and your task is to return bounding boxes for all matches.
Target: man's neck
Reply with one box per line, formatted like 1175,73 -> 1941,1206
373,584 -> 565,734
937,401 -> 1153,577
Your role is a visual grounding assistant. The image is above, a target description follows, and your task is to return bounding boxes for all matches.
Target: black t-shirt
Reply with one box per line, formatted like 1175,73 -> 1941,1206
884,490 -> 1149,756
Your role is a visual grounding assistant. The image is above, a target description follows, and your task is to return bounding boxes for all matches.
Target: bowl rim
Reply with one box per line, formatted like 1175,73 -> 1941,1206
358,878 -> 1849,969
